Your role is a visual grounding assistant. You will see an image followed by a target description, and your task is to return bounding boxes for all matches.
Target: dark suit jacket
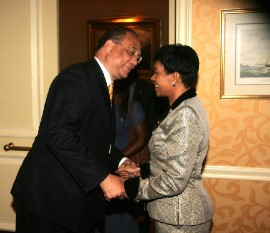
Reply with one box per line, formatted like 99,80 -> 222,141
11,59 -> 123,232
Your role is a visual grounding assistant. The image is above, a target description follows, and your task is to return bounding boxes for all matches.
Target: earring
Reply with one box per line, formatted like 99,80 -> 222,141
172,82 -> 176,87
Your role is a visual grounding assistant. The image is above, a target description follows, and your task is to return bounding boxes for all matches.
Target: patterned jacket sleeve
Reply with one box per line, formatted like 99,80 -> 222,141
131,106 -> 204,200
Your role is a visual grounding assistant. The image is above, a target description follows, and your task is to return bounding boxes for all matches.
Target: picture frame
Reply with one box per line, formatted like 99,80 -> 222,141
220,9 -> 270,99
87,18 -> 161,79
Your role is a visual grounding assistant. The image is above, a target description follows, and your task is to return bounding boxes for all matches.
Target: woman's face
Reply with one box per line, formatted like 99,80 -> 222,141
151,61 -> 174,98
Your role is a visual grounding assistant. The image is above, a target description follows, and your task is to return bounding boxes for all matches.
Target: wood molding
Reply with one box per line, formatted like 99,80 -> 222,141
203,165 -> 270,181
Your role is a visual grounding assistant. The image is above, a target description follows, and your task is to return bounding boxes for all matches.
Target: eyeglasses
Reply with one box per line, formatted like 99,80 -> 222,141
116,43 -> 142,63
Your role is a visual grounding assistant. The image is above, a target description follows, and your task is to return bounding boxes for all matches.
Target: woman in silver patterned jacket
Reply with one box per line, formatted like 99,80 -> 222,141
119,44 -> 214,233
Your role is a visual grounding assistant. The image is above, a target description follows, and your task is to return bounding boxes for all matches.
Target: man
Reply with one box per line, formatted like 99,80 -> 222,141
11,26 -> 141,233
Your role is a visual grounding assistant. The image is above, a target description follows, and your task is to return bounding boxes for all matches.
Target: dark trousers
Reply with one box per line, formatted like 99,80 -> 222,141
15,201 -> 95,233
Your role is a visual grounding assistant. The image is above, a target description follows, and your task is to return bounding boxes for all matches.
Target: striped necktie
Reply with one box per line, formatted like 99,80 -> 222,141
108,82 -> 114,102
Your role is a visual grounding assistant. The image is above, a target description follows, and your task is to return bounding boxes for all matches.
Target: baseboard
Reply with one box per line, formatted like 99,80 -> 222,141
203,165 -> 270,181
0,219 -> 15,232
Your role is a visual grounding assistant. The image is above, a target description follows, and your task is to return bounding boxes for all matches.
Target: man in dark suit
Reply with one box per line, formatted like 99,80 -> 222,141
11,26 -> 142,233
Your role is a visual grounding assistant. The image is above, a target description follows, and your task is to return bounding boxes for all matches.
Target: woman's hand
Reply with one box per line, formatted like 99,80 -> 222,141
116,159 -> 141,180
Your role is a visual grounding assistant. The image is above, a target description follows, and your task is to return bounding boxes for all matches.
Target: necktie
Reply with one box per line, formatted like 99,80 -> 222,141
108,82 -> 114,102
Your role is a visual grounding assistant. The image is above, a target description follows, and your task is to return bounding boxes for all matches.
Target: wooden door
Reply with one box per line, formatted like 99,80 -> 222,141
0,0 -> 58,231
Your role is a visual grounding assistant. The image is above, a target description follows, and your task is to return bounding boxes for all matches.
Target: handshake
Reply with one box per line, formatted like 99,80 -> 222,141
117,159 -> 141,180
100,159 -> 141,201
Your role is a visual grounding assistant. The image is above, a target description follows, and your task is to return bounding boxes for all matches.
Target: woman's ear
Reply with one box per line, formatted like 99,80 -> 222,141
172,72 -> 180,84
175,72 -> 183,85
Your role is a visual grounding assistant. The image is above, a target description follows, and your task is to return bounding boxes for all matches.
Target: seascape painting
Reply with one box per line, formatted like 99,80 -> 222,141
221,9 -> 270,98
236,23 -> 270,85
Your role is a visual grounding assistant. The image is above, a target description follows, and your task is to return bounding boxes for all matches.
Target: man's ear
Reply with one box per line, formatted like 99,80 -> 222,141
104,40 -> 115,54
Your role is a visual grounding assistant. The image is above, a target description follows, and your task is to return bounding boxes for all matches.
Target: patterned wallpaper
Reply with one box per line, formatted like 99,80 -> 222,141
192,0 -> 270,232
192,0 -> 270,168
204,179 -> 270,233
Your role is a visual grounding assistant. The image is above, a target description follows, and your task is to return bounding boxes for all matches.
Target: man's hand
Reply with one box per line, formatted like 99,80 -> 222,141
116,159 -> 141,180
100,174 -> 126,201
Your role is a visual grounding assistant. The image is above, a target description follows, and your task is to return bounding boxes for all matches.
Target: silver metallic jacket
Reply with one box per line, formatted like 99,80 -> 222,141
136,96 -> 214,225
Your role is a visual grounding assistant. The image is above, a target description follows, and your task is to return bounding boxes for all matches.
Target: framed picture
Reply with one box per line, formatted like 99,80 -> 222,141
87,18 -> 161,79
220,9 -> 270,99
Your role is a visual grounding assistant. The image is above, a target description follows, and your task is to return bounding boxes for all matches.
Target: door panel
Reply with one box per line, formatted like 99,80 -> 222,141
0,0 -> 58,231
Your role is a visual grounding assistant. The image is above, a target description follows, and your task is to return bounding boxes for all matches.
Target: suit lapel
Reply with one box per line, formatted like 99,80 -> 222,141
82,59 -> 116,150
83,59 -> 112,113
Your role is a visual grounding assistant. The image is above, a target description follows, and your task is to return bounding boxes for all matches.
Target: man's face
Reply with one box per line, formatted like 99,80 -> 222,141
105,33 -> 141,80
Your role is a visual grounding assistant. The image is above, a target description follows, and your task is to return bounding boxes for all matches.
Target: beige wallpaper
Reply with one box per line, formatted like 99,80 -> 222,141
204,179 -> 270,232
193,0 -> 270,168
192,0 -> 270,232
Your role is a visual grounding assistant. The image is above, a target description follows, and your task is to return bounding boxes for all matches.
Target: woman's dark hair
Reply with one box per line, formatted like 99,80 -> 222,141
153,44 -> 199,88
113,68 -> 139,120
96,26 -> 139,51
114,79 -> 130,120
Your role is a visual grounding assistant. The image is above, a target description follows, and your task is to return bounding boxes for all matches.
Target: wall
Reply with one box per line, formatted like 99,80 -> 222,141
59,0 -> 270,232
192,0 -> 270,232
58,0 -> 169,70
0,0 -> 59,231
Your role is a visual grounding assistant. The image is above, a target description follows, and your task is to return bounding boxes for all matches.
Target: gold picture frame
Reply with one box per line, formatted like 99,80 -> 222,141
220,9 -> 270,99
87,18 -> 161,79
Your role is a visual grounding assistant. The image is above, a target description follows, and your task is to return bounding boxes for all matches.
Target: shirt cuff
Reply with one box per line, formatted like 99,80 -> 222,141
118,157 -> 129,167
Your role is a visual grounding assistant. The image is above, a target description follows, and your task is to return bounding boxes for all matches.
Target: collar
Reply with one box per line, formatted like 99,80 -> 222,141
153,88 -> 197,130
94,56 -> 112,87
170,88 -> 197,110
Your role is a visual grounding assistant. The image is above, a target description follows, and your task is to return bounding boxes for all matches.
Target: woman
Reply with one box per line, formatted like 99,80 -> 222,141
121,44 -> 214,233
113,79 -> 148,161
